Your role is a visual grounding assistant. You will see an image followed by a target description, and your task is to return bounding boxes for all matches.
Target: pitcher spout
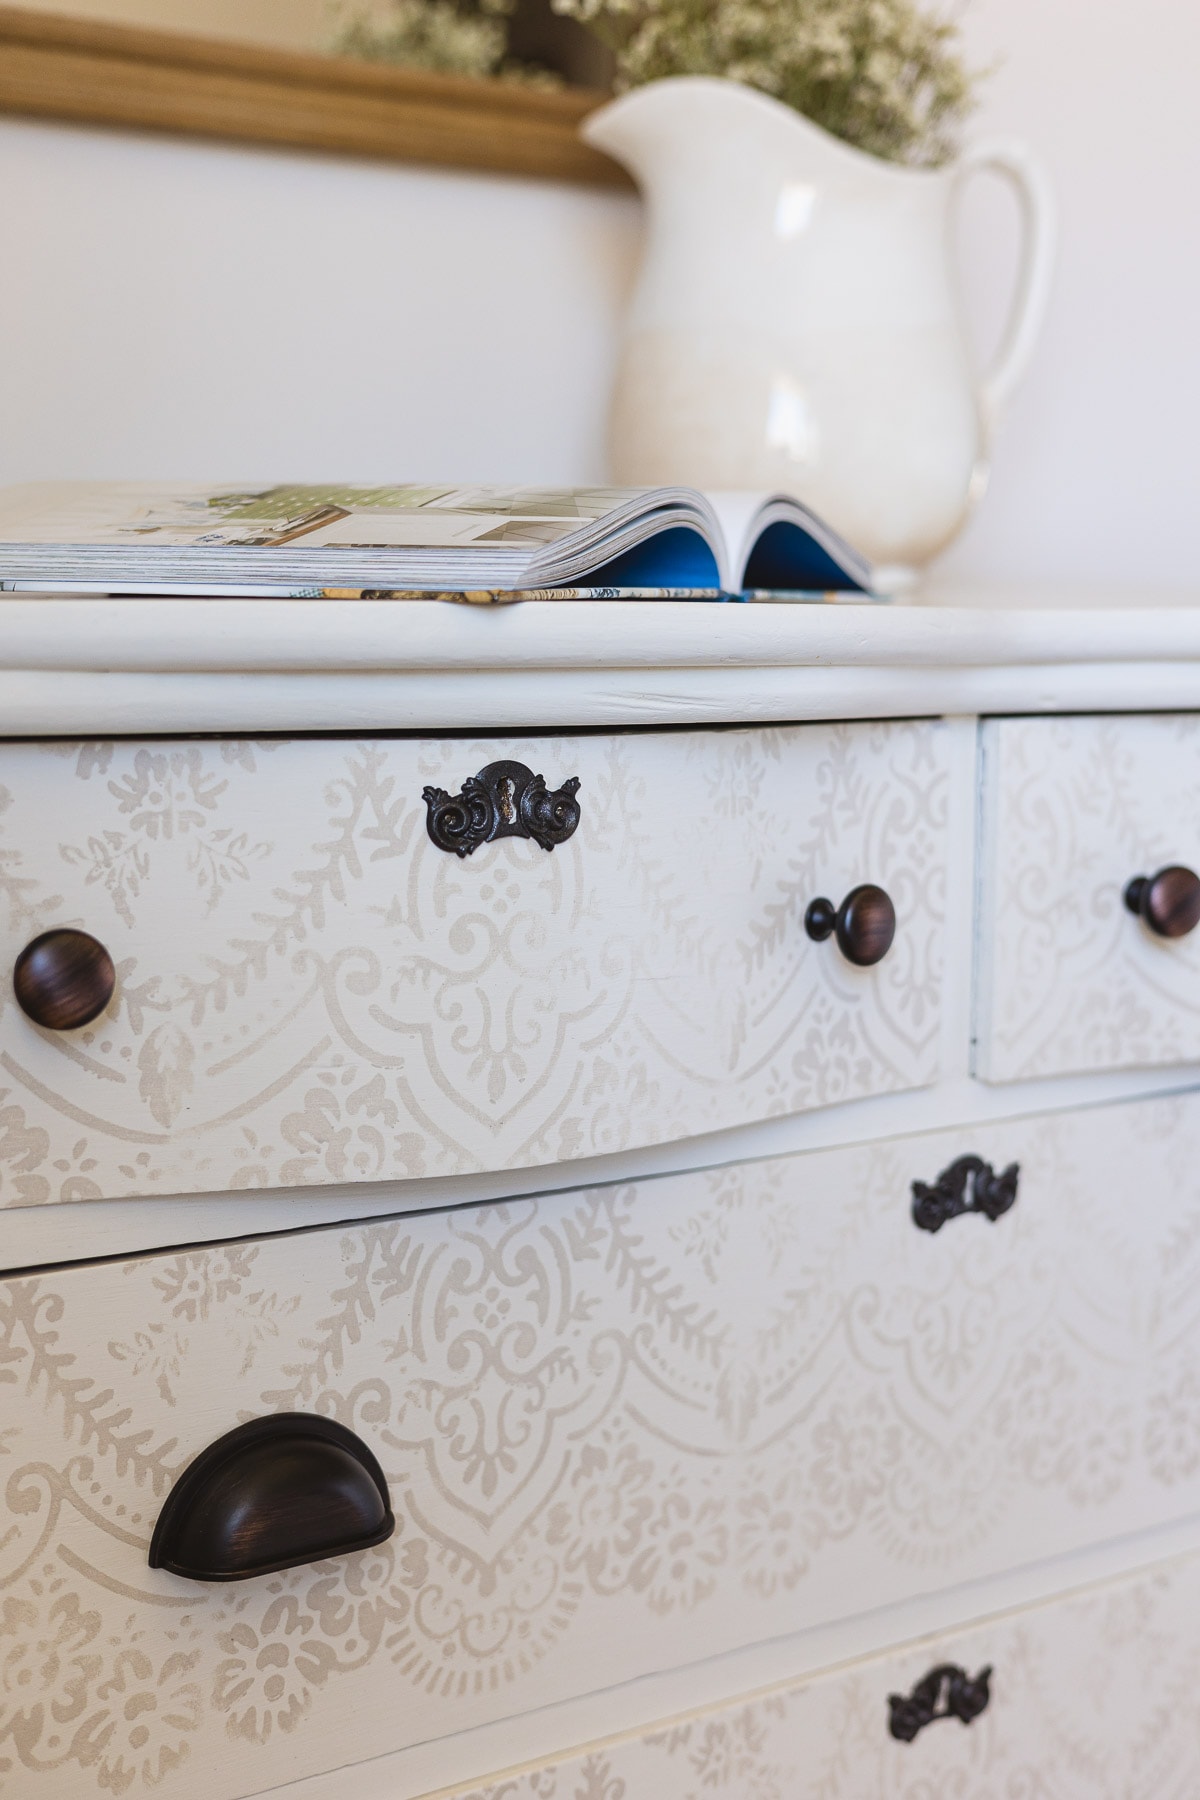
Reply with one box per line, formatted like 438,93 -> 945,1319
582,75 -> 890,194
582,76 -> 813,192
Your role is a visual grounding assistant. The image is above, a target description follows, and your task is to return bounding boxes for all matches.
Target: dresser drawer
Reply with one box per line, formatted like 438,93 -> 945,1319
4,1091 -> 1199,1798
453,1551 -> 1200,1799
977,713 -> 1200,1080
0,723 -> 947,1208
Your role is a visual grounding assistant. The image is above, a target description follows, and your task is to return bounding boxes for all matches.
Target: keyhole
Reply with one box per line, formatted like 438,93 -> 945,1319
498,777 -> 515,824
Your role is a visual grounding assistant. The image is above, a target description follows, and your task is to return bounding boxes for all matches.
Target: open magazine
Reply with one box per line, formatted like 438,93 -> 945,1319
0,482 -> 874,597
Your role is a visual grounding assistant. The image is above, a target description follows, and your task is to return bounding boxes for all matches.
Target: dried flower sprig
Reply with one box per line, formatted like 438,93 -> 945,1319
335,0 -> 561,84
339,0 -> 507,78
552,0 -> 980,165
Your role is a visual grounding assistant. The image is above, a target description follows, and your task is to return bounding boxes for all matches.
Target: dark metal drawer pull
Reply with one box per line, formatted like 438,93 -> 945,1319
1124,864 -> 1200,939
911,1154 -> 1019,1233
423,758 -> 581,857
149,1414 -> 394,1582
889,1662 -> 992,1741
14,927 -> 116,1030
804,883 -> 896,966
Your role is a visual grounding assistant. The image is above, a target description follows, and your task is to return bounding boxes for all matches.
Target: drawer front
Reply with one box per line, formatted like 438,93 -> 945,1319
456,1552 -> 1200,1799
4,1092 -> 1200,1798
0,723 -> 946,1207
977,713 -> 1200,1081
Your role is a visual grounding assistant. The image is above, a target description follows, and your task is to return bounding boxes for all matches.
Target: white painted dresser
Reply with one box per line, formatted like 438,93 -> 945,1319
4,592 -> 1200,1800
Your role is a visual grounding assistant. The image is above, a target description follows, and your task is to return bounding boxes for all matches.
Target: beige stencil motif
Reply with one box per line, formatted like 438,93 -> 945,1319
3,1093 -> 1200,1796
978,712 -> 1200,1080
0,723 -> 947,1206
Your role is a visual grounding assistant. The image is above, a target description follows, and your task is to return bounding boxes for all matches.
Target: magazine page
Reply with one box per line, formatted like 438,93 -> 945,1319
0,482 -> 736,593
0,483 -> 647,552
703,492 -> 771,591
703,490 -> 873,593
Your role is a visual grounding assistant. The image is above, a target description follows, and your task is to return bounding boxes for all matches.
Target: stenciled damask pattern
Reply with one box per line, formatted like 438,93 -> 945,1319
4,1093 -> 1200,1797
977,713 -> 1200,1080
0,724 -> 948,1206
458,1551 -> 1200,1800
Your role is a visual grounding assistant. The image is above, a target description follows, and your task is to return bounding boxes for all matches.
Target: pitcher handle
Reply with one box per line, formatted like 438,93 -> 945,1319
955,139 -> 1056,432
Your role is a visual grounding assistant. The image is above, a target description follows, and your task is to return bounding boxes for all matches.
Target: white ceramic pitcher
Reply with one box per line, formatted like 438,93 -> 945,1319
583,77 -> 1055,581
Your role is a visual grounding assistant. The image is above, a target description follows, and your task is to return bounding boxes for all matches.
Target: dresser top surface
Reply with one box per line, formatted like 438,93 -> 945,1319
3,589 -> 1200,732
5,584 -> 1199,661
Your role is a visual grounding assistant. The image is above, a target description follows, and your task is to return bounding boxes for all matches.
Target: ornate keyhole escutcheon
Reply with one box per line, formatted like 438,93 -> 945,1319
888,1663 -> 992,1741
911,1155 -> 1019,1233
422,759 -> 581,857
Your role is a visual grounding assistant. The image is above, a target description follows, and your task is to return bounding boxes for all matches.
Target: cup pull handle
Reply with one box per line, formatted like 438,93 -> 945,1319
911,1155 -> 1019,1233
149,1414 -> 394,1582
956,138 -> 1056,430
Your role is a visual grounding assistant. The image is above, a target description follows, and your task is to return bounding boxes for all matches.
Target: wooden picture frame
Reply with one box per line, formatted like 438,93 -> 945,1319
0,4 -> 630,187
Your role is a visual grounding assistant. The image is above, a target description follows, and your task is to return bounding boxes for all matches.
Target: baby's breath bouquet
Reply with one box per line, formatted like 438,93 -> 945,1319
338,0 -> 510,79
334,0 -> 563,84
555,0 -> 978,165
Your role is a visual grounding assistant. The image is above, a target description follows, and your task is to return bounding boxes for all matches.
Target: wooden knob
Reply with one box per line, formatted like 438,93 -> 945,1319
1124,865 -> 1200,939
805,884 -> 896,967
13,928 -> 116,1029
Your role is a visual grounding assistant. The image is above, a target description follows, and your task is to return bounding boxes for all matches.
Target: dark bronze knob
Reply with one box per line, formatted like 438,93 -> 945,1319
149,1414 -> 395,1582
1124,865 -> 1200,939
805,883 -> 896,967
13,928 -> 116,1029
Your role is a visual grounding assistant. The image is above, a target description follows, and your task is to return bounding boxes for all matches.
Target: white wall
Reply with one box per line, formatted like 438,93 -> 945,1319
940,0 -> 1200,586
1,0 -> 1198,586
0,118 -> 640,488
